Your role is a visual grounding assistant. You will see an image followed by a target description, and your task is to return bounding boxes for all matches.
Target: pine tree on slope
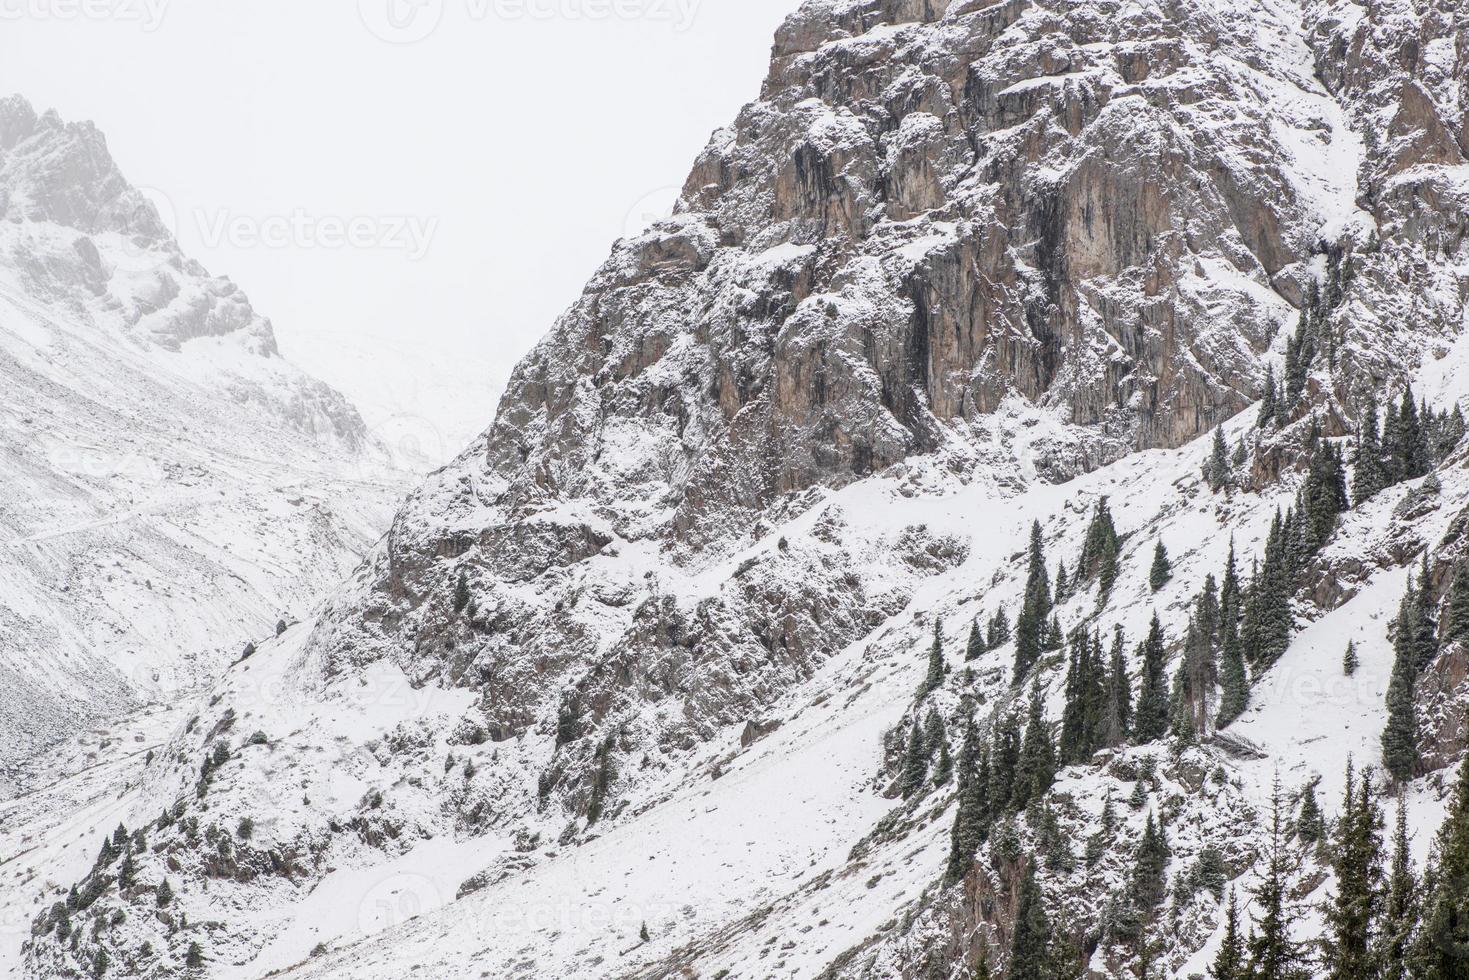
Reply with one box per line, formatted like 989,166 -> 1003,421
1246,777 -> 1312,980
1206,426 -> 1231,491
1133,615 -> 1170,743
1259,364 -> 1280,428
1211,889 -> 1246,980
1377,797 -> 1419,980
1324,762 -> 1384,980
1150,541 -> 1172,592
1354,403 -> 1389,505
1442,561 -> 1469,651
987,608 -> 1011,649
945,722 -> 989,883
1130,811 -> 1171,913
1015,682 -> 1057,809
989,712 -> 1022,815
967,619 -> 987,662
920,619 -> 948,697
1397,386 -> 1431,481
1297,778 -> 1325,846
1014,521 -> 1052,683
901,720 -> 929,798
1009,863 -> 1054,980
1411,750 -> 1469,979
1104,626 -> 1133,746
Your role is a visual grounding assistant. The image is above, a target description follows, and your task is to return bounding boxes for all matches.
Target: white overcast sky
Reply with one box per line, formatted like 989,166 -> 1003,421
0,0 -> 798,461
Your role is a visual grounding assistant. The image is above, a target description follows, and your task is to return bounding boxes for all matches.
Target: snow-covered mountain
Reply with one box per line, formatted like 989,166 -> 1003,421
18,0 -> 1469,977
0,94 -> 408,777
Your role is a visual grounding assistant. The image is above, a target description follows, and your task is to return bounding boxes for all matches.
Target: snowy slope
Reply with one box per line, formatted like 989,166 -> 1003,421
19,0 -> 1469,976
0,95 -> 408,772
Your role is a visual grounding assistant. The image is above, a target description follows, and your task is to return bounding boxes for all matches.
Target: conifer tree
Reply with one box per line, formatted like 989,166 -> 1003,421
967,619 -> 987,662
1149,541 -> 1172,592
1411,750 -> 1469,977
1382,398 -> 1405,484
1058,630 -> 1108,766
1170,660 -> 1198,745
989,713 -> 1022,814
987,608 -> 1011,648
1014,522 -> 1052,683
1324,763 -> 1384,980
972,942 -> 993,980
934,735 -> 953,786
1259,364 -> 1280,428
1397,386 -> 1431,480
1054,561 -> 1070,603
452,569 -> 471,614
118,852 -> 136,889
1438,404 -> 1466,461
900,719 -> 930,798
1104,627 -> 1133,746
1284,307 -> 1315,409
1377,797 -> 1418,980
1246,777 -> 1312,980
1059,633 -> 1091,766
1206,426 -> 1232,491
1133,615 -> 1170,743
921,619 -> 948,697
1233,436 -> 1249,470
1442,561 -> 1469,651
1221,539 -> 1242,620
1408,554 -> 1439,673
1344,640 -> 1360,676
1354,403 -> 1389,505
1043,615 -> 1064,653
1217,632 -> 1250,729
1009,863 -> 1053,980
1381,633 -> 1419,784
186,942 -> 204,968
1129,777 -> 1149,810
1297,779 -> 1326,846
946,722 -> 990,883
1243,511 -> 1294,670
1016,683 -> 1056,808
1077,498 -> 1121,596
1130,811 -> 1171,913
1212,890 -> 1247,980
1300,439 -> 1350,554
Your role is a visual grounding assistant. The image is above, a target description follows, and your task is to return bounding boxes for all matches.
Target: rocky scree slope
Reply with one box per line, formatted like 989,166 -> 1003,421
23,0 -> 1469,976
0,95 -> 406,775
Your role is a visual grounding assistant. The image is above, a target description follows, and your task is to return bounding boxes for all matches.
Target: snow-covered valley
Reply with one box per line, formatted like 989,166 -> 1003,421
9,0 -> 1469,976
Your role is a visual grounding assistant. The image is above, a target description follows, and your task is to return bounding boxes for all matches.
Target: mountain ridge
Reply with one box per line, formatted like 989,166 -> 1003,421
17,0 -> 1469,976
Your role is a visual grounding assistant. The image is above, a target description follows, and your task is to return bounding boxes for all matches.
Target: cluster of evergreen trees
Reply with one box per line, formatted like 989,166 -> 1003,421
1258,263 -> 1349,431
1382,556 -> 1469,782
1209,757 -> 1469,980
1353,387 -> 1465,505
944,680 -> 1071,883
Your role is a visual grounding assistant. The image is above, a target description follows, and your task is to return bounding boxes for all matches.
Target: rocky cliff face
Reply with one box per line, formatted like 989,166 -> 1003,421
21,0 -> 1469,977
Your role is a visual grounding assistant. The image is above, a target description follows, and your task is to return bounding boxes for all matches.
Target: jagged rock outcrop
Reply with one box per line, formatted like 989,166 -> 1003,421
23,0 -> 1469,977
